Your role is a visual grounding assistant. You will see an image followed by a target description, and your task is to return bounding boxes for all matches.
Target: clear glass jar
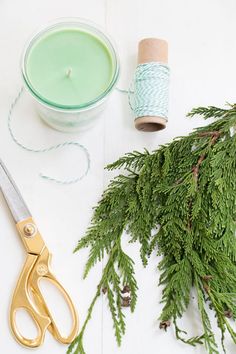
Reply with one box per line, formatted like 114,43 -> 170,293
21,18 -> 120,132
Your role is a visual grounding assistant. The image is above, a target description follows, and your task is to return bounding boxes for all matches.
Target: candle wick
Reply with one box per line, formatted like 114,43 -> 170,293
66,68 -> 72,78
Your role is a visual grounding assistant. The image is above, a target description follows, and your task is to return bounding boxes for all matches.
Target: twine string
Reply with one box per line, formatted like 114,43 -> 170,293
8,88 -> 90,185
117,62 -> 170,120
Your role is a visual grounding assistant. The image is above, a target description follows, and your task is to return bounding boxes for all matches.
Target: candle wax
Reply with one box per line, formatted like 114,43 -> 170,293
25,28 -> 115,107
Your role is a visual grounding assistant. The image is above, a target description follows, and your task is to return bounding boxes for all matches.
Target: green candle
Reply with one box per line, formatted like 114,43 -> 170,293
22,19 -> 119,132
25,28 -> 115,108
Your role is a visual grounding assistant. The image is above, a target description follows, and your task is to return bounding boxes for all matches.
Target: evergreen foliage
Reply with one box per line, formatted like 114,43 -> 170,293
68,104 -> 236,354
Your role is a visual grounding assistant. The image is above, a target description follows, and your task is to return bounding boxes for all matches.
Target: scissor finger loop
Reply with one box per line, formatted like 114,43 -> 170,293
29,247 -> 79,344
10,254 -> 51,348
0,160 -> 79,348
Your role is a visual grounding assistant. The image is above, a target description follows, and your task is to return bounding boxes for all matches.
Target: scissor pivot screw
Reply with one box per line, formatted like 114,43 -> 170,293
37,264 -> 48,276
23,223 -> 37,237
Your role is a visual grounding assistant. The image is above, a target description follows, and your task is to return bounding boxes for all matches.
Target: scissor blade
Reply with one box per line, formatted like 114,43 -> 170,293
0,159 -> 31,223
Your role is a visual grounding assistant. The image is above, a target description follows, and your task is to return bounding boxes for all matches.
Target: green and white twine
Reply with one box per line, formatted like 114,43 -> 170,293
117,62 -> 170,121
8,88 -> 90,185
132,62 -> 169,120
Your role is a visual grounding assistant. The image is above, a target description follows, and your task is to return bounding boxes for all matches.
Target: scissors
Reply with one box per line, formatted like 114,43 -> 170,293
0,159 -> 79,348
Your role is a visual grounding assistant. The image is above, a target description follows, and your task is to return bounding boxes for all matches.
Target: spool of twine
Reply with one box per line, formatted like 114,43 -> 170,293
134,38 -> 169,132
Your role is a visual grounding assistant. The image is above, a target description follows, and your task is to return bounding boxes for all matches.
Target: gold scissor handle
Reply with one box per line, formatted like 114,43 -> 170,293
10,248 -> 79,348
10,218 -> 79,348
10,254 -> 51,348
29,247 -> 79,344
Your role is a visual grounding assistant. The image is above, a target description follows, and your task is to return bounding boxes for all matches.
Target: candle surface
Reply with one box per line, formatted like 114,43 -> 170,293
25,28 -> 115,107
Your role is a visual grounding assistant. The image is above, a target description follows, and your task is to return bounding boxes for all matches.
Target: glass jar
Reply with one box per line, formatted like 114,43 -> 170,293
21,18 -> 120,132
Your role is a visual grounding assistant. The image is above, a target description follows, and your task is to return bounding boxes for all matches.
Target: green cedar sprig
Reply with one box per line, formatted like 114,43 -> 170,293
68,104 -> 236,354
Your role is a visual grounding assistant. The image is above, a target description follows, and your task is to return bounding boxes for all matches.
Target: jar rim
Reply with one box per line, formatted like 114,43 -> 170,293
21,17 -> 120,111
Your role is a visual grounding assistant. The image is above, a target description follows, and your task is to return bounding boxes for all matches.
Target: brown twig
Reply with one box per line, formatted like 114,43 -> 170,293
203,275 -> 213,282
192,131 -> 221,182
203,282 -> 210,295
198,131 -> 220,138
159,320 -> 171,331
188,131 -> 221,230
121,296 -> 131,307
224,310 -> 233,319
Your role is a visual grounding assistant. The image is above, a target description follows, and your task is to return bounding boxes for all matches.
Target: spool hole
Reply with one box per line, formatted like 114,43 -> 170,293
137,122 -> 166,132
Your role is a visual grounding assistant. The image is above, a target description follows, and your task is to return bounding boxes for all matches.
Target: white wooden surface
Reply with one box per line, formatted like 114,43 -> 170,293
0,1 -> 236,353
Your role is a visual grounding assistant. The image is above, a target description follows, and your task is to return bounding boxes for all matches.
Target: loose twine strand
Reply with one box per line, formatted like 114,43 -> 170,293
8,88 -> 91,185
8,62 -> 169,184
